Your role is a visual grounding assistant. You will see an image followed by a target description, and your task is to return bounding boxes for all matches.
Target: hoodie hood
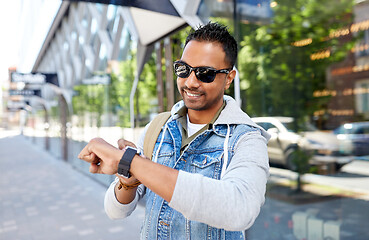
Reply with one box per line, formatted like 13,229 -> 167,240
171,95 -> 270,141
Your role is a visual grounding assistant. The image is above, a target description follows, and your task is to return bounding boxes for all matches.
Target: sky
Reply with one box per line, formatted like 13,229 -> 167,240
0,0 -> 61,83
0,0 -> 23,82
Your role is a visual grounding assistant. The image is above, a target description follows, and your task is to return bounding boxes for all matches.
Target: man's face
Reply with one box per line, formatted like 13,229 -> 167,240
176,40 -> 235,113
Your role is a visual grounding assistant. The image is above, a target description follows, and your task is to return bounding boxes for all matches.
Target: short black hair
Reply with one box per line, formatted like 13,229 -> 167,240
185,22 -> 238,68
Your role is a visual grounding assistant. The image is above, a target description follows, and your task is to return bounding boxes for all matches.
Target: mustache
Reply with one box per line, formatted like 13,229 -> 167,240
181,87 -> 204,95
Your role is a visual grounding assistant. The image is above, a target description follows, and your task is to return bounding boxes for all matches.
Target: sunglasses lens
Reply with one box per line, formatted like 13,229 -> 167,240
196,68 -> 216,83
174,62 -> 190,78
173,61 -> 218,83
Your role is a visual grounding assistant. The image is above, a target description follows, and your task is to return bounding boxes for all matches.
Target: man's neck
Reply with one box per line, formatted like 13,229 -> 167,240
187,101 -> 224,124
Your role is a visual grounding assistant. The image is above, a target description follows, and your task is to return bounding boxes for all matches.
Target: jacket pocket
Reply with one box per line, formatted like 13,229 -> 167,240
155,150 -> 174,167
190,153 -> 222,178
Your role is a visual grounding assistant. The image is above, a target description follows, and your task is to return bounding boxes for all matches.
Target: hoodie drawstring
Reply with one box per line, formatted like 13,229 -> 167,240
153,124 -> 167,163
221,124 -> 230,179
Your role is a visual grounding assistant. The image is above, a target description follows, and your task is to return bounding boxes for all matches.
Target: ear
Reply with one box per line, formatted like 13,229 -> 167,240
224,69 -> 236,90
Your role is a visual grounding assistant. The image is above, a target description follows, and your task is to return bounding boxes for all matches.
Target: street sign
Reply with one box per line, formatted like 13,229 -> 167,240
7,100 -> 25,109
8,89 -> 42,97
82,74 -> 111,85
238,0 -> 273,20
11,72 -> 59,86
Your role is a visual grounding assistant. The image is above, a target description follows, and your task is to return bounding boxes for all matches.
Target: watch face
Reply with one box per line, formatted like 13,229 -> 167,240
125,146 -> 137,152
117,172 -> 130,178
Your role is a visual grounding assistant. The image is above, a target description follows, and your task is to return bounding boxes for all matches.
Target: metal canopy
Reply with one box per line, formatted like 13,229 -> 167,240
67,0 -> 181,16
126,7 -> 186,46
65,0 -> 202,46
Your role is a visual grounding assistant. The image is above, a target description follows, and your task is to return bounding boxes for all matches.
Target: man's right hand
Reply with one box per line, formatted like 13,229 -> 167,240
117,138 -> 137,150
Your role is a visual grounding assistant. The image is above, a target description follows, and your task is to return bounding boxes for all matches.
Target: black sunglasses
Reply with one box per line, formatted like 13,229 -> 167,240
173,61 -> 232,83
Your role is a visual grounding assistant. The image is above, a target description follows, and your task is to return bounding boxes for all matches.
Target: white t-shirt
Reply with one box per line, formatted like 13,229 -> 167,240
186,114 -> 206,137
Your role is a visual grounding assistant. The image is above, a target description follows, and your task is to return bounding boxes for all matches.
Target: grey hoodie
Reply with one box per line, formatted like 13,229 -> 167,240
104,95 -> 270,231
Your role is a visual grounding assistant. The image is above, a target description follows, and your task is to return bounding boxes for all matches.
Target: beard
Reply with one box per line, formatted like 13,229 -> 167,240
180,86 -> 223,112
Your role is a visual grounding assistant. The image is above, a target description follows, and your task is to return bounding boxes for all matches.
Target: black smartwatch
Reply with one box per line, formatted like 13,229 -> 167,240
117,146 -> 138,178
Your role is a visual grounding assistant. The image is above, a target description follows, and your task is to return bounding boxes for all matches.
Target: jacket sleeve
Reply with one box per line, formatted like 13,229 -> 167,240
168,131 -> 269,231
104,178 -> 146,219
104,124 -> 148,219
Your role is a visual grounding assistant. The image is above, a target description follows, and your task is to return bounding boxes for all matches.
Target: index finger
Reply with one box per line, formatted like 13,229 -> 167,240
78,144 -> 91,160
117,139 -> 136,150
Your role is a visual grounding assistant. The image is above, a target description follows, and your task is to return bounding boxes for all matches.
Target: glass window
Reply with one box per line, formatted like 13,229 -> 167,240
197,0 -> 272,24
117,25 -> 131,61
95,3 -> 104,13
355,80 -> 369,114
257,122 -> 276,131
106,4 -> 118,40
98,43 -> 108,71
90,18 -> 97,35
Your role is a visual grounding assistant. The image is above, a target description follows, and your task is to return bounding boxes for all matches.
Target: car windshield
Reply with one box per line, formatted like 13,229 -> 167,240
282,121 -> 317,132
334,123 -> 369,134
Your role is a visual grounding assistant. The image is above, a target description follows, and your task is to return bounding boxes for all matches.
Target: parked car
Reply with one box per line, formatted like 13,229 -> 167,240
252,116 -> 353,171
334,122 -> 369,157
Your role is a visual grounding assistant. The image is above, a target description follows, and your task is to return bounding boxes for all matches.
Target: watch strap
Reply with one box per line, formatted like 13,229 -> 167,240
117,146 -> 137,178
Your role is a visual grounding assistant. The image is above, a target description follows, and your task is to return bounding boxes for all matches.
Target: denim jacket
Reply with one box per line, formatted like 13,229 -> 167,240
104,96 -> 270,240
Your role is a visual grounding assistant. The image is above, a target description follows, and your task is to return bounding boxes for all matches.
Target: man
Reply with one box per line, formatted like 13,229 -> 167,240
78,22 -> 270,239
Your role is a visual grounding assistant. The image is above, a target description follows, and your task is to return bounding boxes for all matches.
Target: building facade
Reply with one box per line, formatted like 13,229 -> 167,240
318,0 -> 369,129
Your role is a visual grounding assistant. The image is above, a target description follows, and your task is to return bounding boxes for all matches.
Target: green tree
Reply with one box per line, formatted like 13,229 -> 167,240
72,83 -> 107,127
72,46 -> 160,128
109,58 -> 136,127
238,0 -> 355,127
110,48 -> 159,127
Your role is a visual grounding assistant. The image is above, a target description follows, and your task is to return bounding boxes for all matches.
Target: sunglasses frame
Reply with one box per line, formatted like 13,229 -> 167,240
173,60 -> 232,83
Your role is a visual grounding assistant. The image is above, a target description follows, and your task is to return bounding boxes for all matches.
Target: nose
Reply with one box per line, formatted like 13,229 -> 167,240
185,70 -> 201,89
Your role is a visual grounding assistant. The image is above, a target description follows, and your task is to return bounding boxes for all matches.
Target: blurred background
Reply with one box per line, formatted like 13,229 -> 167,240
1,0 -> 369,239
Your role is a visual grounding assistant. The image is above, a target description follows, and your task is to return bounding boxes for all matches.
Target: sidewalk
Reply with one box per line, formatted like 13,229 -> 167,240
2,130 -> 369,239
0,131 -> 144,240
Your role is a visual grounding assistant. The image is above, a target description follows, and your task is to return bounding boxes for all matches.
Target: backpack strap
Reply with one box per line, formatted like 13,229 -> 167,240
143,111 -> 171,160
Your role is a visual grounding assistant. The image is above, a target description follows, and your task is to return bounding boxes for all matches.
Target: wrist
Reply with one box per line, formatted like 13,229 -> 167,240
114,148 -> 125,174
117,178 -> 141,190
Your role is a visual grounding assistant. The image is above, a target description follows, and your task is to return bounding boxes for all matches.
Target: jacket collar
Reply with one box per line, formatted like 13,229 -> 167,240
170,95 -> 270,141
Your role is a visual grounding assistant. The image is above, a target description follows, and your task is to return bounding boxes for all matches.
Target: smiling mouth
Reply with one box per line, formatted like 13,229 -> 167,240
184,90 -> 202,97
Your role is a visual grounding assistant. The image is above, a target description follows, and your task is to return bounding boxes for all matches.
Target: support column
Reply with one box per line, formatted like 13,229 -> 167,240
155,42 -> 164,113
44,108 -> 50,151
130,43 -> 154,129
60,95 -> 68,161
164,37 -> 174,110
